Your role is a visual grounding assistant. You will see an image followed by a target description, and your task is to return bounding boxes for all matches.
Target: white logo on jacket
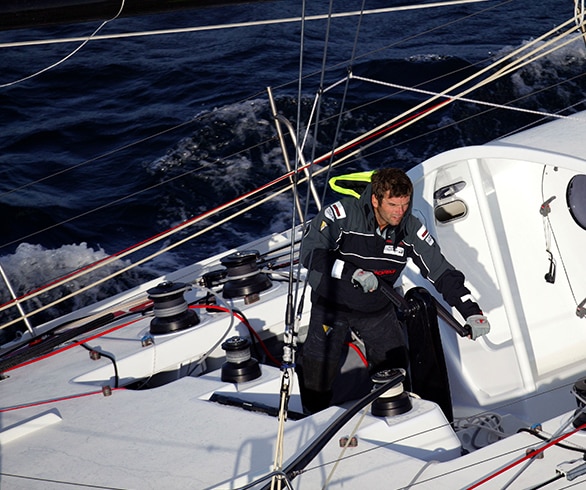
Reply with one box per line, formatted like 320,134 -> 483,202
324,201 -> 347,221
417,225 -> 435,246
384,245 -> 404,256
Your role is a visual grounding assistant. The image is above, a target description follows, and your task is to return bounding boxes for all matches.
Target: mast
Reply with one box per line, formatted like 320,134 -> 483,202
0,0 -> 270,31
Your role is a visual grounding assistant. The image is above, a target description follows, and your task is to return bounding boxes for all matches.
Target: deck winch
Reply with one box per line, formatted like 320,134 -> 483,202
147,281 -> 199,334
371,369 -> 413,417
220,336 -> 261,383
220,250 -> 272,303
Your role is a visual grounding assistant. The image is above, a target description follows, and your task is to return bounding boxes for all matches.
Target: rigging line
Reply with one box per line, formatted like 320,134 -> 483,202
0,163 -> 323,329
540,166 -> 579,305
310,14 -> 583,170
0,388 -> 125,413
0,0 -> 126,88
355,69 -> 586,166
322,406 -> 369,489
0,2 -> 510,202
0,471 -> 129,490
0,0 -> 491,50
3,475 -> 128,490
489,31 -> 586,82
470,411 -> 586,490
0,131 -> 278,250
296,382 -> 585,485
276,0 -> 307,404
0,113 -> 202,201
352,13 -> 581,152
351,74 -> 586,123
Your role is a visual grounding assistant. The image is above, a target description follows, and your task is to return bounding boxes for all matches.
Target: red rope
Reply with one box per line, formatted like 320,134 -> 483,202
346,341 -> 368,366
190,303 -> 281,367
0,104 -> 441,314
466,421 -> 586,489
4,317 -> 142,373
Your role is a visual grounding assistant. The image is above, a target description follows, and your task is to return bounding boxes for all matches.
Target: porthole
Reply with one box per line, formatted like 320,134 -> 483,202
567,174 -> 586,230
434,200 -> 468,223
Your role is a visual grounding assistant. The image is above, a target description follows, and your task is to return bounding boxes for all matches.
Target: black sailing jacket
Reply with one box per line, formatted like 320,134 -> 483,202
301,183 -> 481,318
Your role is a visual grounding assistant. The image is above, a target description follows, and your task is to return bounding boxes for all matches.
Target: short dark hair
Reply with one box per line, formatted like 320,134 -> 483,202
371,168 -> 413,201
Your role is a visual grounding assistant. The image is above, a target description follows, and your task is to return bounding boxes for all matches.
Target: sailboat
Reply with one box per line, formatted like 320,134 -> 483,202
2,0 -> 586,488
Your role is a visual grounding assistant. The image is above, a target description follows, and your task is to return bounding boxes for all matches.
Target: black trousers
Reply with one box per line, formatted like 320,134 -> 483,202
299,299 -> 409,411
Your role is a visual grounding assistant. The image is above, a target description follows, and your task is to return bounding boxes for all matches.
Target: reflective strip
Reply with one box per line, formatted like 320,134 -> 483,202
460,293 -> 475,303
331,259 -> 345,279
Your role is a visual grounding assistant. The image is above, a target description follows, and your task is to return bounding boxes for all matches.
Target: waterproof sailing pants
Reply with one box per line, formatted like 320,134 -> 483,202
300,300 -> 408,411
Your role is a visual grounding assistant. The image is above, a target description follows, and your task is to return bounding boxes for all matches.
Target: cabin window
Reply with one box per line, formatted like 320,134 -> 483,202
567,174 -> 586,230
434,180 -> 468,223
434,200 -> 467,223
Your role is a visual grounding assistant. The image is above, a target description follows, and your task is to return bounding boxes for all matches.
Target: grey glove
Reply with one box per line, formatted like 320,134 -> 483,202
465,314 -> 490,340
351,268 -> 378,293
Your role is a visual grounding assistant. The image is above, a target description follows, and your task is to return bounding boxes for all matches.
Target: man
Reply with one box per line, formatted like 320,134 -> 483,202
299,168 -> 489,413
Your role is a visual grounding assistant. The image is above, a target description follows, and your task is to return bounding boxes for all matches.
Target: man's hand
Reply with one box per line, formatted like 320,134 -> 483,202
351,269 -> 378,293
465,314 -> 490,340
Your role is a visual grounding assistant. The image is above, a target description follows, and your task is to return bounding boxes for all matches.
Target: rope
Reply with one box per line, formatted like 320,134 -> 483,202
468,420 -> 586,489
312,14 -> 585,170
351,74 -> 586,123
2,13 -> 582,329
0,1 -> 491,50
0,0 -> 126,88
540,165 -> 579,306
321,406 -> 369,489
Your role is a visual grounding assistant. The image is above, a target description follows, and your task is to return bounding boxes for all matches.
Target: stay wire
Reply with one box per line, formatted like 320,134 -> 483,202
317,13 -> 584,172
0,0 -> 126,88
295,0 -> 368,307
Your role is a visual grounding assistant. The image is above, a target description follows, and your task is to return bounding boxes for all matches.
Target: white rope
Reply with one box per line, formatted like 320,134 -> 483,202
351,74 -> 586,123
312,14 -> 585,170
0,0 -> 490,50
322,406 -> 369,489
2,14 -> 581,328
0,0 -> 126,88
576,0 -> 586,34
0,164 -> 326,330
0,2 -> 580,330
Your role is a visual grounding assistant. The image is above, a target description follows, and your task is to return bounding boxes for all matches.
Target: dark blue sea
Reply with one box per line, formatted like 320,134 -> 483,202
0,0 -> 582,327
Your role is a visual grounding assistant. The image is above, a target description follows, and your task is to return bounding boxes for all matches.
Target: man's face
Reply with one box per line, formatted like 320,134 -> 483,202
372,192 -> 410,228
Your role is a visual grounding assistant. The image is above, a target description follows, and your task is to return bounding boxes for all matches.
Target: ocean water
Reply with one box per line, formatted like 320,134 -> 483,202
0,0 -> 583,328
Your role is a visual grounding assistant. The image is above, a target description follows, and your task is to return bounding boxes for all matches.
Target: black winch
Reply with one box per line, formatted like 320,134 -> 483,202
220,250 -> 272,303
220,336 -> 261,383
371,369 -> 413,417
147,281 -> 199,334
